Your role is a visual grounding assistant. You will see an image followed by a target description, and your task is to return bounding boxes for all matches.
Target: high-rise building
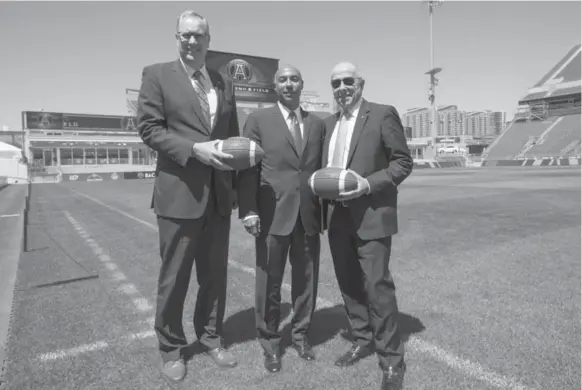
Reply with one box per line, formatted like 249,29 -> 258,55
300,90 -> 331,112
464,111 -> 506,136
402,106 -> 506,138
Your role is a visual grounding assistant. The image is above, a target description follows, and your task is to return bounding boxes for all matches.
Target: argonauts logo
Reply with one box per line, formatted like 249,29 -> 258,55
226,59 -> 253,82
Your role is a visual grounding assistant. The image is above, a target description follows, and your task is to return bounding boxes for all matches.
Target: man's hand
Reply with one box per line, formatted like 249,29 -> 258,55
243,215 -> 261,237
337,169 -> 370,201
192,140 -> 234,170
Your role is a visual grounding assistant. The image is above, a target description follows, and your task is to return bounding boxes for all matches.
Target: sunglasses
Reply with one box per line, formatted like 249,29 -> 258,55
331,77 -> 360,89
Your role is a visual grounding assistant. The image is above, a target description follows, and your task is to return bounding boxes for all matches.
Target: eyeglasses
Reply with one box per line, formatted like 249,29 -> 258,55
331,77 -> 360,89
178,32 -> 208,42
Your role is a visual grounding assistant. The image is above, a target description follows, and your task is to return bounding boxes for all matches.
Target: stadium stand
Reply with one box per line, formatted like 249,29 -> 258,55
483,44 -> 581,162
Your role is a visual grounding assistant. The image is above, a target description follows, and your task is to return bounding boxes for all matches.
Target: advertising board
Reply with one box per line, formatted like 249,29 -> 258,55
206,50 -> 279,103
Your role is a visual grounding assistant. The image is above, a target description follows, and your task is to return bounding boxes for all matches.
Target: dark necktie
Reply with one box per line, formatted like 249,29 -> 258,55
192,70 -> 211,127
288,111 -> 303,152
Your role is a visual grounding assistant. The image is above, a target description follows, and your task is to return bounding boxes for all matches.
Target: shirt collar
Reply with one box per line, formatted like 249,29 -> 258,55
179,58 -> 210,81
342,97 -> 363,119
277,101 -> 302,121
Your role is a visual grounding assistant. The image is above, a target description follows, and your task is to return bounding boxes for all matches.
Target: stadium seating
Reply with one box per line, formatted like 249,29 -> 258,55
483,44 -> 581,161
484,118 -> 554,160
523,114 -> 581,158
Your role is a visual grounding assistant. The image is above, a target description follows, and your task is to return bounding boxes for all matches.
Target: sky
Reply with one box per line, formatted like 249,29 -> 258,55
0,1 -> 580,130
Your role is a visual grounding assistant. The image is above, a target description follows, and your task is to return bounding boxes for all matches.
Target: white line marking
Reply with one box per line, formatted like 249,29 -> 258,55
110,271 -> 127,282
36,331 -> 156,362
104,262 -> 118,271
119,283 -> 139,295
63,211 -> 154,316
62,189 -> 532,390
0,214 -> 20,218
37,341 -> 110,362
133,297 -> 153,312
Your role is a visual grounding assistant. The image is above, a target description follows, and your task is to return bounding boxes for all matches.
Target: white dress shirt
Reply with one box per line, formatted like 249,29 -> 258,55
277,101 -> 304,138
180,58 -> 218,127
327,98 -> 363,168
326,98 -> 370,194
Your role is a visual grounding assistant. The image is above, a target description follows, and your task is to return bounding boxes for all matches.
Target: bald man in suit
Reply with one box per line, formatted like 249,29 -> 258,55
238,65 -> 326,373
320,62 -> 413,390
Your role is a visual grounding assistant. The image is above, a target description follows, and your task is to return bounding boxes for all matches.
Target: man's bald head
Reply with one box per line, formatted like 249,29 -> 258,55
330,61 -> 364,112
273,64 -> 304,110
274,64 -> 303,83
330,62 -> 363,80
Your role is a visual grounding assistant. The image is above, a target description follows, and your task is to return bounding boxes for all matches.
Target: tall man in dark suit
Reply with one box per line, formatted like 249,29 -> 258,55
137,10 -> 239,383
237,65 -> 326,373
321,62 -> 413,390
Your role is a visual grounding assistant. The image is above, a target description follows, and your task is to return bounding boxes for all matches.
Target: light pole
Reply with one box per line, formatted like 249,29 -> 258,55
426,0 -> 443,153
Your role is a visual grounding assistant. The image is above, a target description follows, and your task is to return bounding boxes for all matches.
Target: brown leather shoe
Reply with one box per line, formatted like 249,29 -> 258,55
206,347 -> 238,368
161,359 -> 186,383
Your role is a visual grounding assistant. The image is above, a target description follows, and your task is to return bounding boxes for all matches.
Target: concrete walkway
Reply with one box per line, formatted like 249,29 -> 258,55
0,183 -> 28,386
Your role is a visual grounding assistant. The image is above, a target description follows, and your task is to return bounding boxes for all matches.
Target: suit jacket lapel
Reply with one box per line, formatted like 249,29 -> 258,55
299,109 -> 311,158
346,100 -> 370,167
273,106 -> 300,158
172,60 -> 211,134
208,69 -> 224,132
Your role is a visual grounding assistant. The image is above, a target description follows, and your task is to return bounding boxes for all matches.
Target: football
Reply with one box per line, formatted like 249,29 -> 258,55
215,137 -> 265,171
308,167 -> 359,200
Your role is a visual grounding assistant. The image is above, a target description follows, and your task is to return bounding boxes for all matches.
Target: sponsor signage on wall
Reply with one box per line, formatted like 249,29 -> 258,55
64,172 -> 121,182
206,50 -> 279,103
23,111 -> 138,132
61,171 -> 156,182
123,171 -> 156,180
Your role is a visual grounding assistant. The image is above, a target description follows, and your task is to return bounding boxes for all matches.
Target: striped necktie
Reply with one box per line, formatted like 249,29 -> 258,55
192,70 -> 211,128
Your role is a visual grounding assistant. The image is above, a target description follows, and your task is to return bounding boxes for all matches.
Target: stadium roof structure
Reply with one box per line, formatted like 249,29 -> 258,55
519,44 -> 581,104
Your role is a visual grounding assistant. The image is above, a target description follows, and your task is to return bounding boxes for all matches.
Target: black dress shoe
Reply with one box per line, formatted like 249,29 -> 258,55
381,362 -> 406,390
292,341 -> 316,361
264,353 -> 281,373
334,344 -> 373,367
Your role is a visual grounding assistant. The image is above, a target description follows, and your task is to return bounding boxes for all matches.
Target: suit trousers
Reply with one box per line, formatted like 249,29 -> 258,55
154,180 -> 231,363
255,215 -> 320,355
327,205 -> 404,370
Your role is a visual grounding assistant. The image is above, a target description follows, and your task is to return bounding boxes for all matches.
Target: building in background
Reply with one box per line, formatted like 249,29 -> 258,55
402,106 -> 506,138
300,90 -> 332,117
22,50 -> 283,182
464,111 -> 507,137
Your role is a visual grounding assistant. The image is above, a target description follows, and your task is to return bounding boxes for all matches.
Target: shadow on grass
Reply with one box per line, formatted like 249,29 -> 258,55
182,303 -> 425,361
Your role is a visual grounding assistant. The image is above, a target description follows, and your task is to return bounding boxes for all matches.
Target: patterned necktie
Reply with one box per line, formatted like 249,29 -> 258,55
331,111 -> 351,167
192,70 -> 211,128
288,111 -> 303,152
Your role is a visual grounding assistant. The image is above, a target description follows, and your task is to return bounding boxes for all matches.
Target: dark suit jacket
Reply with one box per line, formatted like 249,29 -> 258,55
323,99 -> 413,239
238,105 -> 326,237
137,59 -> 239,219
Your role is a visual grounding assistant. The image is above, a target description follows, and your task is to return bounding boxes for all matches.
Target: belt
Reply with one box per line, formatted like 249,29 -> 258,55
329,200 -> 349,207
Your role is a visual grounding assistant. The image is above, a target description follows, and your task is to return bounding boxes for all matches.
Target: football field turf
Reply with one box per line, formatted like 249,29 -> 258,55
1,167 -> 580,390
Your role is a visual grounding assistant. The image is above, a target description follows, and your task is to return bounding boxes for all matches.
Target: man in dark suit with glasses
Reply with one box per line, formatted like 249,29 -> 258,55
321,62 -> 413,390
137,10 -> 239,383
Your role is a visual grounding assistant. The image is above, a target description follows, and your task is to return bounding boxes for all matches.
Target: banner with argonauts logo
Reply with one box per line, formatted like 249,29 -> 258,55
206,50 -> 279,103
